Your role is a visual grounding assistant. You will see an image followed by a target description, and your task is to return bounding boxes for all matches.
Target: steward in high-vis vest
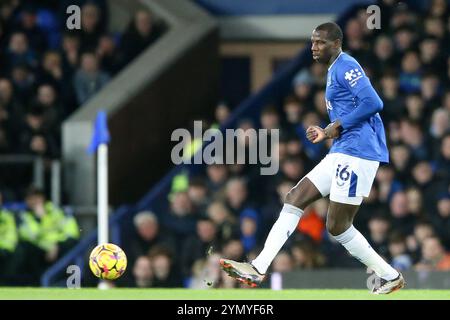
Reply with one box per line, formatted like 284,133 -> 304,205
0,204 -> 18,284
17,187 -> 80,283
0,208 -> 18,253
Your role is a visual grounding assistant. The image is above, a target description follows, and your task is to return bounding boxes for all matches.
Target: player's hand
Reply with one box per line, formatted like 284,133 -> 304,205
306,126 -> 326,144
323,121 -> 342,139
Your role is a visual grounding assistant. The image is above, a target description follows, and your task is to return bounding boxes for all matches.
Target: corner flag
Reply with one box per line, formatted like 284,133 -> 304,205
88,110 -> 110,154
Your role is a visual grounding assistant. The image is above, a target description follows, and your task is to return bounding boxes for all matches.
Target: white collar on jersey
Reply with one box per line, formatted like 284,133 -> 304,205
328,51 -> 344,71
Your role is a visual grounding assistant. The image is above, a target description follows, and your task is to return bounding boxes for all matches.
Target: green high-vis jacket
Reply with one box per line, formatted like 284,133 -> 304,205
19,202 -> 80,251
0,209 -> 18,252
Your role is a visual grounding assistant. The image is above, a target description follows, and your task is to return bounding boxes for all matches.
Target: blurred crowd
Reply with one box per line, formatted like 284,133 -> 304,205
0,0 -> 164,199
120,0 -> 450,289
0,0 -> 165,286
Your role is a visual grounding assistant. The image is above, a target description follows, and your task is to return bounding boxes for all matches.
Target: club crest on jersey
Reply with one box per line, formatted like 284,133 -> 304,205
344,68 -> 362,87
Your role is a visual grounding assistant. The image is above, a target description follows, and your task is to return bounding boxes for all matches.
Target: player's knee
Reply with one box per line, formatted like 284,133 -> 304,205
326,219 -> 348,236
285,188 -> 307,210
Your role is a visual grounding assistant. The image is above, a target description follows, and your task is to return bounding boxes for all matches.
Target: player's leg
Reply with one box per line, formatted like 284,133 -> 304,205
250,177 -> 323,274
220,156 -> 332,286
327,154 -> 405,294
327,201 -> 405,293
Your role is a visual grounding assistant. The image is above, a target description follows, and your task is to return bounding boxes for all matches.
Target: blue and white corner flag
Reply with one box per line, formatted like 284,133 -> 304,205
88,110 -> 110,154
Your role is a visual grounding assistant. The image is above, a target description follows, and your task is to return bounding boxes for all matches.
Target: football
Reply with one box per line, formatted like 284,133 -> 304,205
89,243 -> 127,280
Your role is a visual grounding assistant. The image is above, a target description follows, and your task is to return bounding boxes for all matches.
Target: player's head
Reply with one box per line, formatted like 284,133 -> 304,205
311,22 -> 343,64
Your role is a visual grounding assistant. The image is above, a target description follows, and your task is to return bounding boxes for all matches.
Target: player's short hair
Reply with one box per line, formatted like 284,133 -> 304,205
315,22 -> 343,43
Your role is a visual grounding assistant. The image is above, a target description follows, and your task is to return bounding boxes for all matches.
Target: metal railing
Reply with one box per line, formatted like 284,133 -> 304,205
0,155 -> 61,206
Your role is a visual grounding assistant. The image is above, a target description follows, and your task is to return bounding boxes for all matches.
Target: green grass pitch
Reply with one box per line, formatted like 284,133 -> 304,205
0,288 -> 449,300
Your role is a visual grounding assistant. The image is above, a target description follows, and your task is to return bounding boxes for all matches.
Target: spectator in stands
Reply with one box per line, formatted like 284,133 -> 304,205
419,36 -> 445,73
32,84 -> 62,136
148,246 -> 182,288
292,69 -> 313,102
388,232 -> 412,271
205,163 -> 229,195
399,119 -> 428,161
60,32 -> 80,75
0,78 -> 22,131
272,251 -> 294,273
239,208 -> 260,254
393,25 -> 416,54
407,221 -> 436,263
434,133 -> 450,181
355,185 -> 382,236
411,160 -> 445,214
404,93 -> 425,122
367,214 -> 391,259
429,109 -> 449,157
187,177 -> 210,215
343,18 -> 367,60
10,63 -> 35,105
375,165 -> 402,204
378,70 -> 404,121
282,95 -> 303,135
78,2 -> 104,52
423,16 -> 446,42
15,5 -> 47,53
206,201 -> 238,244
131,255 -> 153,288
5,32 -> 37,73
291,239 -> 326,269
73,51 -> 110,105
370,35 -> 397,78
119,9 -> 164,67
420,73 -> 441,108
389,144 -> 413,183
181,218 -> 218,278
430,193 -> 450,248
221,238 -> 245,262
224,177 -> 253,218
260,105 -> 281,132
161,191 -> 197,249
127,210 -> 176,266
38,51 -> 63,88
399,50 -> 422,94
280,156 -> 304,184
18,105 -> 58,158
427,0 -> 448,19
389,191 -> 417,236
415,236 -> 450,271
96,34 -> 119,75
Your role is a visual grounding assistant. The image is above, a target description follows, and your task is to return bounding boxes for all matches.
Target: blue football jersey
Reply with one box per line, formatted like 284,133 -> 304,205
325,52 -> 389,163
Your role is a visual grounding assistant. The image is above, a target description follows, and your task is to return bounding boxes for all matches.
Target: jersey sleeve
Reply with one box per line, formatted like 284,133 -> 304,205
336,60 -> 372,96
335,59 -> 383,130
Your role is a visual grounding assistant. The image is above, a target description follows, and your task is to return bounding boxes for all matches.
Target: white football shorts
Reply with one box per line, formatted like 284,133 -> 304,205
305,152 -> 379,205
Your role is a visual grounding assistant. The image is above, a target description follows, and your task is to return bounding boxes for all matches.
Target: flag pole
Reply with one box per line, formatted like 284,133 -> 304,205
97,143 -> 108,245
88,111 -> 111,290
88,111 -> 111,247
